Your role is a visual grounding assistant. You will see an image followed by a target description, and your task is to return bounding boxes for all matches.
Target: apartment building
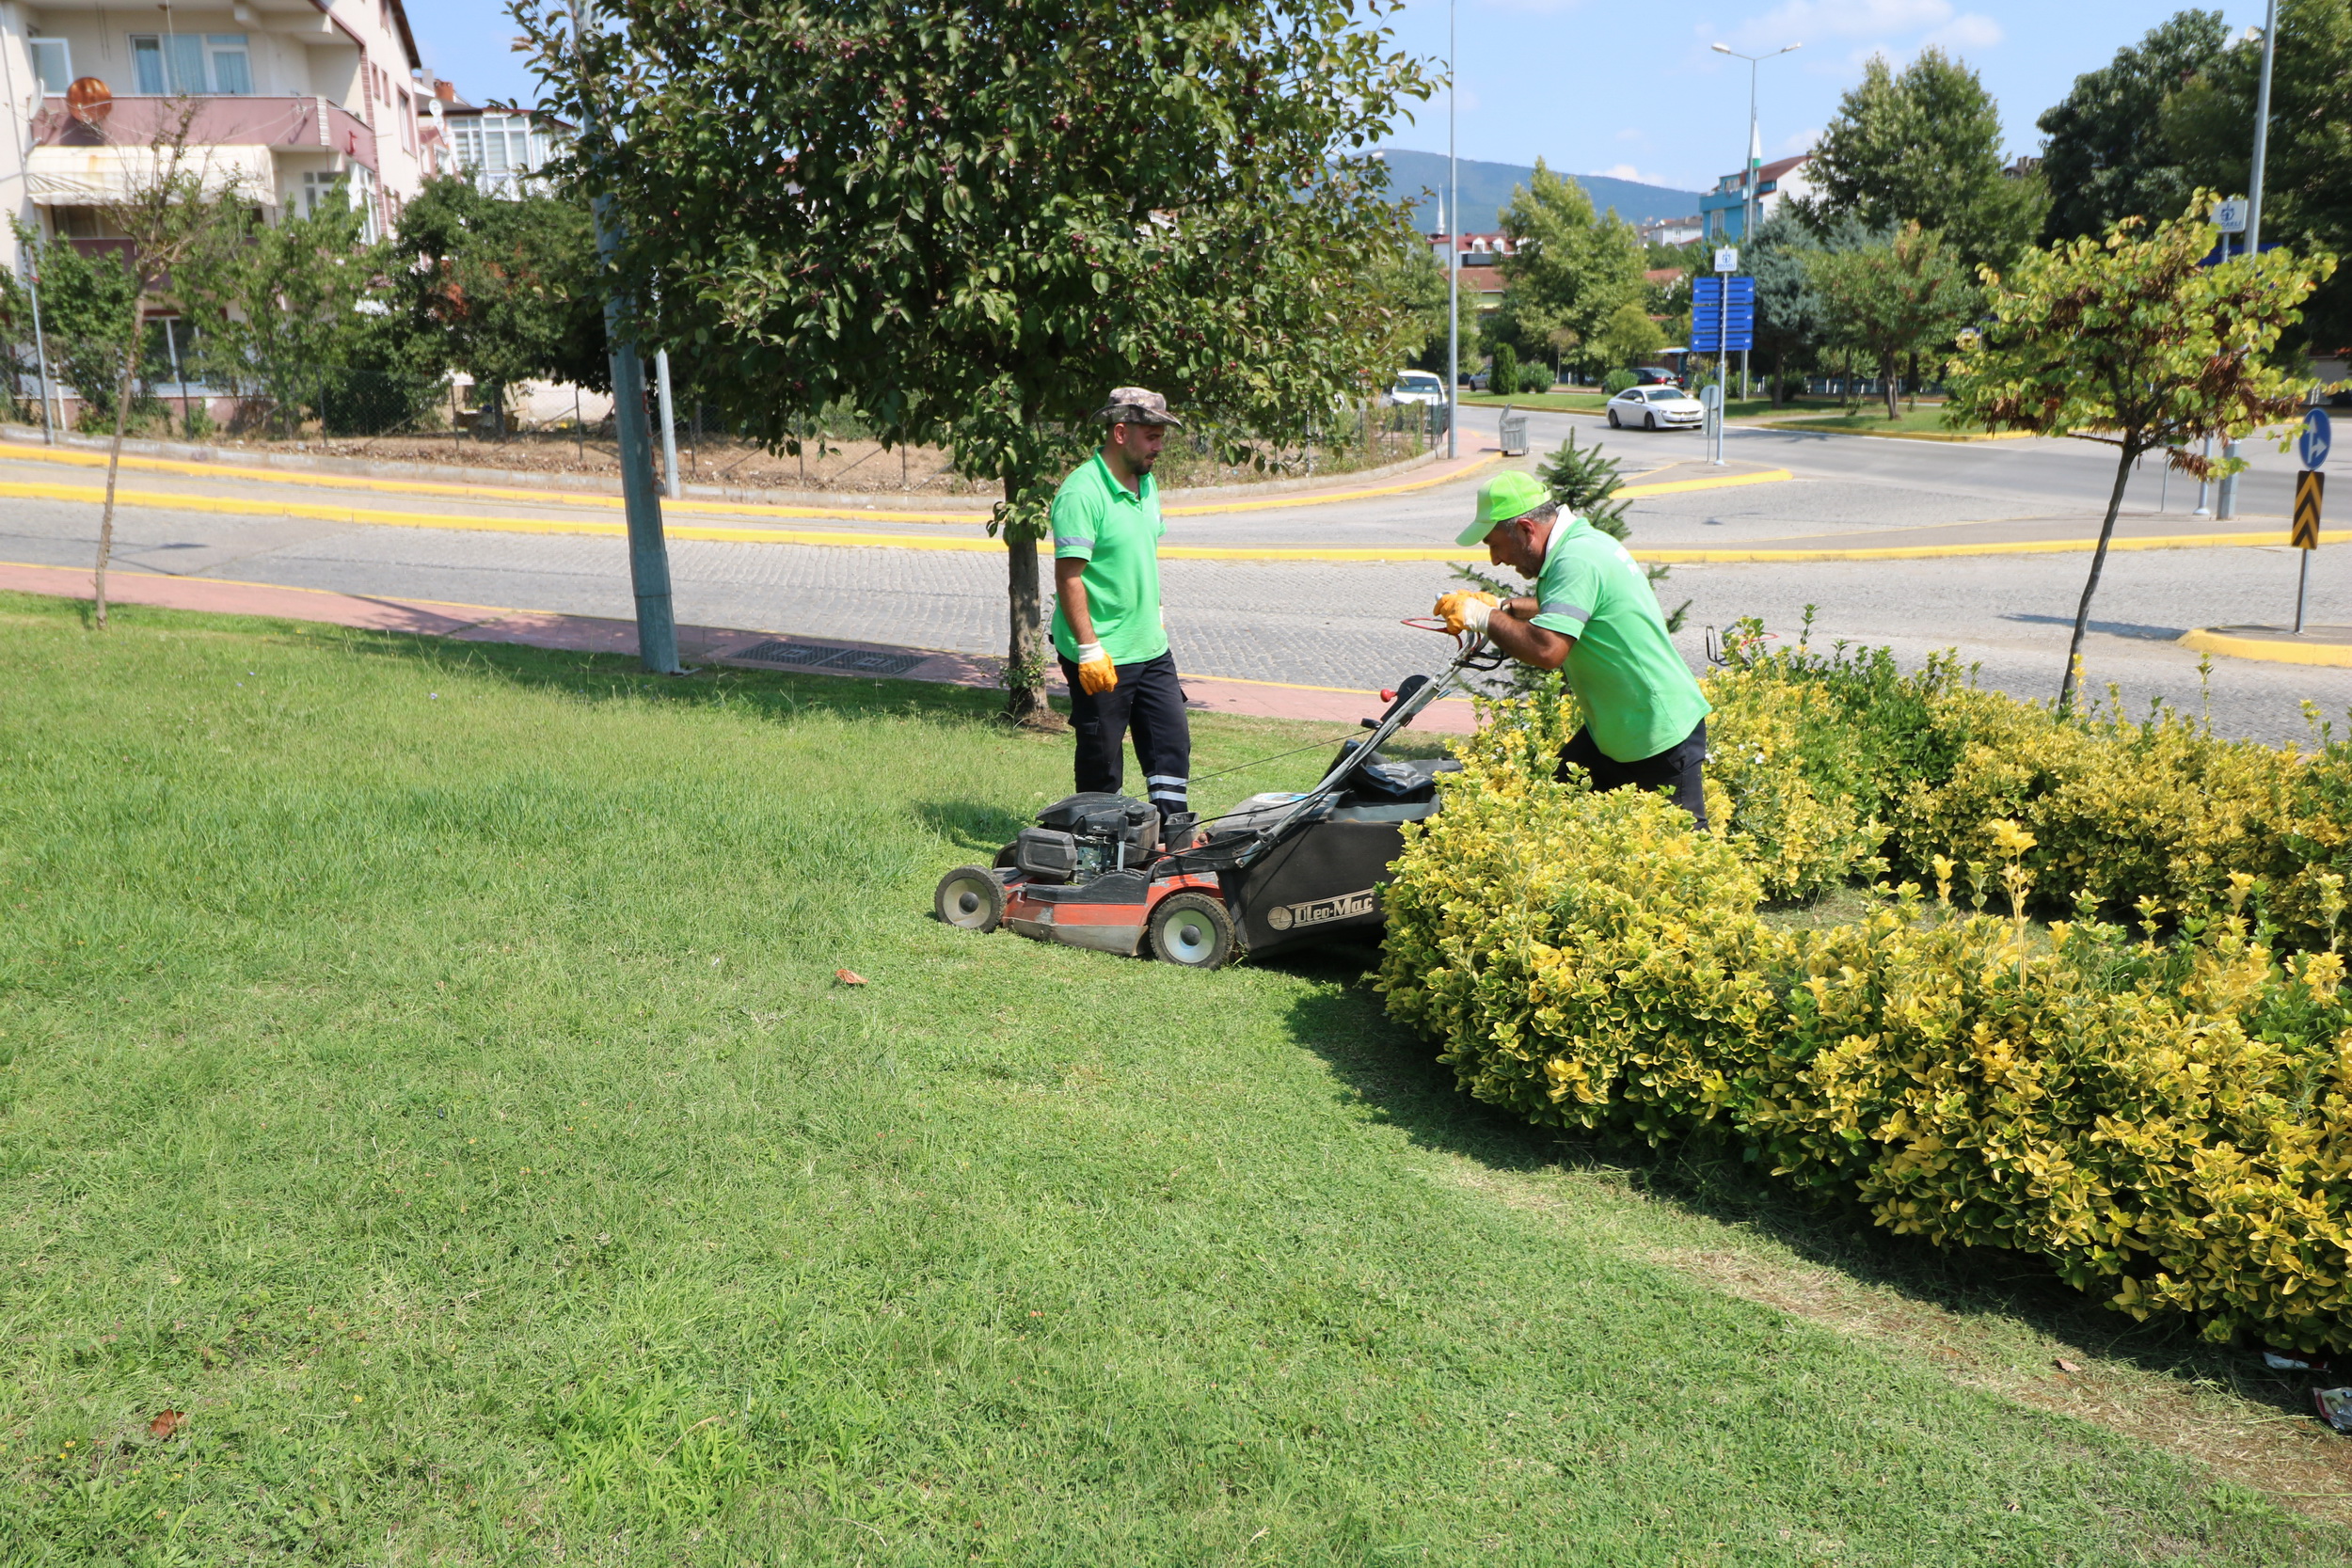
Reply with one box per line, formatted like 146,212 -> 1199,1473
425,78 -> 566,199
0,0 -> 431,272
1697,153 -> 1816,244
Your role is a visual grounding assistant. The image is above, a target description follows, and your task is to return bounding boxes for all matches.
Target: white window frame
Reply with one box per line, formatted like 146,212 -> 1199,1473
29,38 -> 71,94
125,32 -> 251,94
302,166 -> 381,242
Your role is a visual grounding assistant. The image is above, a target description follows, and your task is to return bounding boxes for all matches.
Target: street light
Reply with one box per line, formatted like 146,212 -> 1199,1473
1710,40 -> 1801,400
1446,0 -> 1458,458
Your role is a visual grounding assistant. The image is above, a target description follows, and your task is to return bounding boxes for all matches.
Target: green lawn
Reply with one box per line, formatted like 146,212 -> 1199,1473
6,591 -> 2347,1564
1751,405 -> 1994,437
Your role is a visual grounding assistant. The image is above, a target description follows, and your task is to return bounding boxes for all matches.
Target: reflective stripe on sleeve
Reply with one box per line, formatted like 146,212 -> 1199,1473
1537,601 -> 1591,627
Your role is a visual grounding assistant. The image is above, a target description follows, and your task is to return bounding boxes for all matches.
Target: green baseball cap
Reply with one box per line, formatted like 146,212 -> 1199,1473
1455,470 -> 1550,546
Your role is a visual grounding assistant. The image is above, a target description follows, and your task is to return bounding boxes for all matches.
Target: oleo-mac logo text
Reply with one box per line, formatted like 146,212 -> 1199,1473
1264,888 -> 1377,930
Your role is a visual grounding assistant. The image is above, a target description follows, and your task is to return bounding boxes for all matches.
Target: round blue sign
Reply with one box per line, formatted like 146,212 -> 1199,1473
2300,407 -> 2332,469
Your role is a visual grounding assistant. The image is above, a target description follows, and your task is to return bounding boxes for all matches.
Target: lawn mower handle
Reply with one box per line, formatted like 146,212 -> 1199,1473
1236,636 -> 1493,862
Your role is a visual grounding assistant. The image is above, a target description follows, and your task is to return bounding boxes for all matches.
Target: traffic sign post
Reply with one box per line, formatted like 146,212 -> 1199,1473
1692,277 -> 1754,465
2213,198 -> 2249,233
1699,382 -> 1725,466
2294,409 -> 2329,633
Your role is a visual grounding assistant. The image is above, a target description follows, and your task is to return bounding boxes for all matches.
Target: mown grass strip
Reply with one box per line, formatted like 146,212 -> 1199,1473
2,592 -> 2343,1564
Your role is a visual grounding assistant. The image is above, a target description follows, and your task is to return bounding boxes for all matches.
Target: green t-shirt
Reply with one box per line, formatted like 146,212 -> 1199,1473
1049,451 -> 1169,666
1530,515 -> 1711,762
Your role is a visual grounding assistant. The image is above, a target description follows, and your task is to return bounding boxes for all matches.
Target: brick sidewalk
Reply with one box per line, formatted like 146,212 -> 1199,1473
0,562 -> 1481,734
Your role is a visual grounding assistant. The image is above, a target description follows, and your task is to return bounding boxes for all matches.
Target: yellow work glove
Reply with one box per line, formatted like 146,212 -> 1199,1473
1073,641 -> 1119,696
1433,591 -> 1499,635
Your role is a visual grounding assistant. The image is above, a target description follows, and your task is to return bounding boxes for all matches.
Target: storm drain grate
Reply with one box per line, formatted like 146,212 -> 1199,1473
733,640 -> 930,677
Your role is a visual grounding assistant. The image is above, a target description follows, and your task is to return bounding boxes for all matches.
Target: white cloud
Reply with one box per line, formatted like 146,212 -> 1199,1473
1778,127 -> 1820,154
1924,12 -> 2002,49
1590,164 -> 1675,186
1726,0 -> 1951,50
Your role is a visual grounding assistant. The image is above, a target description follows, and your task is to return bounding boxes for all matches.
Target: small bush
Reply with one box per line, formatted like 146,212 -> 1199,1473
1602,369 -> 1638,395
1491,344 -> 1519,399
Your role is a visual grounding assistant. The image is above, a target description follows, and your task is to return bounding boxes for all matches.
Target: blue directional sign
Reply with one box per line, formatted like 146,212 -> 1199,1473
2299,407 -> 2332,470
1691,276 -> 1756,354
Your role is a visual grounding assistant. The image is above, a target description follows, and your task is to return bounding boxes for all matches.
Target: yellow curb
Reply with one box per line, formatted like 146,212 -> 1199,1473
0,437 -> 1499,521
1748,421 -> 2037,442
1633,529 -> 2330,563
1163,450 -> 1500,513
1619,467 -> 1792,499
2179,627 -> 2352,669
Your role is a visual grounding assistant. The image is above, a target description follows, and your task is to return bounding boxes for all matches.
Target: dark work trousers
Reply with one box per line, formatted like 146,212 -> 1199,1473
1558,720 -> 1708,831
1059,649 -> 1192,820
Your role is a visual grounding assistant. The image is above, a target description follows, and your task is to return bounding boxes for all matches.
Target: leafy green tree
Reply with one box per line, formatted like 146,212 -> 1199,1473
2037,10 -> 2229,245
378,177 -> 608,436
2,223 -> 140,428
1744,214 -> 1837,405
180,186 -> 386,437
1592,300 -> 1664,372
1492,161 -> 1646,382
1378,238 -> 1450,372
2162,0 -> 2352,354
1797,47 -> 2046,273
1805,223 -> 1978,420
1945,203 -> 2333,713
521,0 -> 1431,722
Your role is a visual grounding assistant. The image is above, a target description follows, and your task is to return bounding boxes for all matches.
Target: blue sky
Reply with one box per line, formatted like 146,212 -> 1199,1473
401,0 -> 2260,195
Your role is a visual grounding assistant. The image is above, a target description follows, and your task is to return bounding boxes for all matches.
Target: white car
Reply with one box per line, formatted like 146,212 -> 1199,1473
1606,385 -> 1704,430
1386,371 -> 1446,406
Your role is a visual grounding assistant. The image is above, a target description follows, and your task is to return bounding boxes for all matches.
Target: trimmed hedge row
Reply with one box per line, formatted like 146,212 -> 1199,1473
1378,722 -> 2352,1350
1698,626 -> 2352,951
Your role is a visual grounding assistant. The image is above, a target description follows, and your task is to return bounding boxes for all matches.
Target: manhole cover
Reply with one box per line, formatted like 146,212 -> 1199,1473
732,640 -> 929,677
733,640 -> 835,666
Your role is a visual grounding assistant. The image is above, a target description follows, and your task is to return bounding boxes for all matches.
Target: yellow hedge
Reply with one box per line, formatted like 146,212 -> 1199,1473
1379,743 -> 2352,1351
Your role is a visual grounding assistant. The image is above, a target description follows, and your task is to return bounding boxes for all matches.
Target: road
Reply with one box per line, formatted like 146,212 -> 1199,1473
2,417 -> 2343,744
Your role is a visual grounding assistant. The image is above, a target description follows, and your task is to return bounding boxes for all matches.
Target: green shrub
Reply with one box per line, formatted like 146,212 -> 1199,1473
1379,744 -> 2352,1350
1490,344 -> 1518,398
1602,369 -> 1638,395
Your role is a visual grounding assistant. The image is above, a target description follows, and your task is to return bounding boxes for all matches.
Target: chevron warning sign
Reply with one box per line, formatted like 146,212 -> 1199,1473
2294,470 -> 2324,550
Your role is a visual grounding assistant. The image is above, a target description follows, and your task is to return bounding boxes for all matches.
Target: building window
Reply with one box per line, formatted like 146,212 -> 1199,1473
30,38 -> 71,92
128,33 -> 251,94
302,167 -> 381,242
452,112 -> 546,197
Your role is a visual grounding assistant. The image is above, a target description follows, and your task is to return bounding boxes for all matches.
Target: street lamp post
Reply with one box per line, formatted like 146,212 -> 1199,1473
1445,0 -> 1458,459
1710,40 -> 1800,401
2216,1 -> 2278,524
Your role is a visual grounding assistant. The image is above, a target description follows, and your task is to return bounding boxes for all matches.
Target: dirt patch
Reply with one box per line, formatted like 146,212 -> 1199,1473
186,430 -> 1436,497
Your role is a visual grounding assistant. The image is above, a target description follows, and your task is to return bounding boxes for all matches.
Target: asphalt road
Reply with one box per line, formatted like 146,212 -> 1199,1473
3,424 -> 2344,744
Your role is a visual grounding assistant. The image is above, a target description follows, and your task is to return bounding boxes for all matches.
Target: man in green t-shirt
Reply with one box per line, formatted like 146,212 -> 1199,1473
1434,470 -> 1711,827
1048,388 -> 1190,823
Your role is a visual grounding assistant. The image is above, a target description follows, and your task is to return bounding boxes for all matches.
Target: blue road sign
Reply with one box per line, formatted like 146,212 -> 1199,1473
2299,407 -> 2332,469
1691,276 -> 1756,354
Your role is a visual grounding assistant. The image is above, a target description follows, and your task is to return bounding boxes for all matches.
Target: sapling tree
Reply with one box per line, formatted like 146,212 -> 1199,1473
1804,222 -> 1977,420
516,0 -> 1431,723
87,99 -> 251,629
1945,200 -> 2334,714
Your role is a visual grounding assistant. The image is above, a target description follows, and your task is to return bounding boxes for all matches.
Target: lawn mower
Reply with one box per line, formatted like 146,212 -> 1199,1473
931,627 -> 1505,970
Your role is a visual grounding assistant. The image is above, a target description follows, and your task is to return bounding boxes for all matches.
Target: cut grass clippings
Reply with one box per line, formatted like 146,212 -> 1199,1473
4,589 -> 2351,1564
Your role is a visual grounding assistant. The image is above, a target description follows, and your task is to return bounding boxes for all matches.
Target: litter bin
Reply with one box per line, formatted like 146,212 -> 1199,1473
1498,405 -> 1529,457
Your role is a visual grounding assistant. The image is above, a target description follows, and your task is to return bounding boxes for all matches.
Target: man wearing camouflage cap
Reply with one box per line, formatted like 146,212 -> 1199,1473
1048,388 -> 1191,823
1434,469 -> 1711,827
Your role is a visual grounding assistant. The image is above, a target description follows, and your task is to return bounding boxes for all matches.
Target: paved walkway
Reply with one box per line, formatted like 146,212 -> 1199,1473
0,561 -> 1483,734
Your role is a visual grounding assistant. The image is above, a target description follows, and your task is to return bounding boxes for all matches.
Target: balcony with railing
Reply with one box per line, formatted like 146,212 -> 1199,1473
32,95 -> 378,169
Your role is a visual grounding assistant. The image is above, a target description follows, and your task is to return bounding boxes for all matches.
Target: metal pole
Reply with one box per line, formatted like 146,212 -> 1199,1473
1742,55 -> 1756,403
2194,434 -> 2211,516
162,316 -> 189,438
655,346 -> 681,500
24,248 -> 56,443
2218,437 -> 2239,519
2248,0 -> 2278,258
2295,548 -> 2310,634
1444,0 -> 1458,460
571,0 -> 680,673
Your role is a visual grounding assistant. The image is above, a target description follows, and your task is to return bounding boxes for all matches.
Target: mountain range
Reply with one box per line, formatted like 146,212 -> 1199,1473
1374,150 -> 1702,232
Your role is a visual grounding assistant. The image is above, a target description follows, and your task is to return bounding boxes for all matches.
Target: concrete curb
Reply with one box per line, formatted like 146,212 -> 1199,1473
1740,420 -> 2038,443
2179,626 -> 2352,669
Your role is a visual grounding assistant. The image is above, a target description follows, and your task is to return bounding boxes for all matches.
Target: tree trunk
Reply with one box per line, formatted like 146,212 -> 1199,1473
1001,470 -> 1063,730
1881,350 -> 1899,420
92,307 -> 145,631
2057,445 -> 2139,717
